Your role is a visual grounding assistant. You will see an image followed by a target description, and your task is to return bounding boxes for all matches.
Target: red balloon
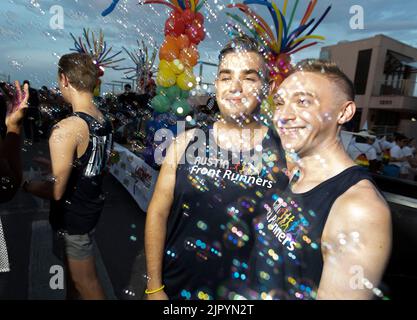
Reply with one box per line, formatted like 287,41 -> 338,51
194,12 -> 204,24
196,25 -> 205,42
97,67 -> 104,77
165,16 -> 185,37
170,10 -> 182,20
192,19 -> 203,30
182,9 -> 195,26
185,24 -> 200,45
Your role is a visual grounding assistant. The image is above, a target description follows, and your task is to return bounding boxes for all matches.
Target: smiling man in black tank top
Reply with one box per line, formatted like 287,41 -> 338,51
144,36 -> 288,300
247,59 -> 392,300
24,53 -> 113,299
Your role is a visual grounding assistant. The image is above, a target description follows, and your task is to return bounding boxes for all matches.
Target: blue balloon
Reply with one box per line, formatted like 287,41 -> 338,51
101,0 -> 120,17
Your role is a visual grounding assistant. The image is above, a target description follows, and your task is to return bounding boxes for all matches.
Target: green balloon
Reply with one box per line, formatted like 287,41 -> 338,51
171,99 -> 191,116
156,86 -> 168,97
166,85 -> 181,102
180,89 -> 190,99
151,94 -> 170,113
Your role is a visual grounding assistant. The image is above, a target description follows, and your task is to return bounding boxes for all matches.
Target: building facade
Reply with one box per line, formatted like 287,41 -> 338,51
320,35 -> 417,140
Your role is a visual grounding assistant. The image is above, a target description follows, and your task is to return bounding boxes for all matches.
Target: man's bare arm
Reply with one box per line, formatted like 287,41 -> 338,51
144,130 -> 195,299
317,180 -> 392,299
25,118 -> 79,200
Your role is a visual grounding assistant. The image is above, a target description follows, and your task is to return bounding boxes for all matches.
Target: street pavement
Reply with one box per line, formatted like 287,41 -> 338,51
0,138 -> 147,300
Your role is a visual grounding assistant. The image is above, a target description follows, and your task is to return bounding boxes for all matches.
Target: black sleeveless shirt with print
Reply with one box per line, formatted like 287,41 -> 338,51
50,112 -> 113,235
242,165 -> 377,300
162,125 -> 288,300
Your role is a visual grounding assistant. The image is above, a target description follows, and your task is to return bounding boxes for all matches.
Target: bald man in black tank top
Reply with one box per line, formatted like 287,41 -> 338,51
249,60 -> 391,300
145,36 -> 289,300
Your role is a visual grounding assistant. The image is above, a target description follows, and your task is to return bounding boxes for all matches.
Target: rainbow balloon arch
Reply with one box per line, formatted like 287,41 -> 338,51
142,0 -> 331,118
104,0 -> 332,169
143,0 -> 207,116
138,0 -> 208,168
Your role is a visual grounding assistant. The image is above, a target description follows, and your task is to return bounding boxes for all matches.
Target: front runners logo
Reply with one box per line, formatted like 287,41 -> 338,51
190,156 -> 274,189
266,199 -> 297,251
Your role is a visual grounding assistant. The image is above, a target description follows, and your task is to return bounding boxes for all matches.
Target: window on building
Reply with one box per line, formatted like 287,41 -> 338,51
353,49 -> 372,95
382,50 -> 414,95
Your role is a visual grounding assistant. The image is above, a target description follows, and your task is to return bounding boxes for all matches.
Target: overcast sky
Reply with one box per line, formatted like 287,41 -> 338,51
1,0 -> 417,92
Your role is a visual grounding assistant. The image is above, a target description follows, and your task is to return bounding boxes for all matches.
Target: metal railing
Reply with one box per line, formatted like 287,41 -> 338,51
383,192 -> 417,209
374,79 -> 417,97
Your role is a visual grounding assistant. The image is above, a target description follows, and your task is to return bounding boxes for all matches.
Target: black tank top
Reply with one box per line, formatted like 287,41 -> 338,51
50,112 -> 113,235
163,125 -> 288,300
242,165 -> 375,300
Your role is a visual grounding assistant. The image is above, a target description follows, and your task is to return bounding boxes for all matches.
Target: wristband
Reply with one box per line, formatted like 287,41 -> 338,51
145,284 -> 165,295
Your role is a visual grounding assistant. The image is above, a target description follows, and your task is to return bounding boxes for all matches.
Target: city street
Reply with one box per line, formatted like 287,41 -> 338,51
0,139 -> 147,300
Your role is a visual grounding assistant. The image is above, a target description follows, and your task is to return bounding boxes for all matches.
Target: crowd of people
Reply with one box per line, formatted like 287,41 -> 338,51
347,130 -> 417,180
0,35 -> 401,300
1,80 -> 72,143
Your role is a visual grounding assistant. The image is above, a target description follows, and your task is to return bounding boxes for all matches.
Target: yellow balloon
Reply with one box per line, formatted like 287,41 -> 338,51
157,68 -> 176,87
93,85 -> 100,97
94,80 -> 101,97
159,59 -> 171,71
171,59 -> 185,75
176,69 -> 196,90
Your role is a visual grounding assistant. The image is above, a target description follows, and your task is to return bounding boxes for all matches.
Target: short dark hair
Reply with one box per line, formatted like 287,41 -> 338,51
58,53 -> 98,93
218,35 -> 269,82
124,84 -> 132,90
290,59 -> 355,102
23,80 -> 30,86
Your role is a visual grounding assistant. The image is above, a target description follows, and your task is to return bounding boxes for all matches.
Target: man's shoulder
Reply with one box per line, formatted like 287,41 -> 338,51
330,179 -> 390,228
322,178 -> 391,250
50,116 -> 87,138
55,115 -> 86,128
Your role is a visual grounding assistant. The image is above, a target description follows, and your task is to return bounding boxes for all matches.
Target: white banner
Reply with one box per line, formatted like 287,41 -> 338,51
109,143 -> 158,212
